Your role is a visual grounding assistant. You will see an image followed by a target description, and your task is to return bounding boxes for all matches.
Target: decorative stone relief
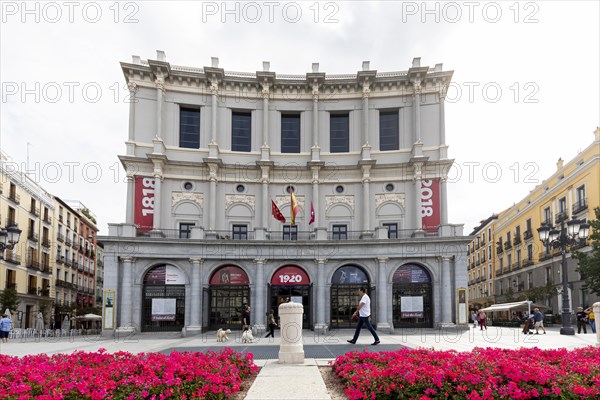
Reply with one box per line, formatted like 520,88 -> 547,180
225,194 -> 256,210
275,195 -> 304,210
375,193 -> 405,209
172,192 -> 204,208
325,195 -> 355,210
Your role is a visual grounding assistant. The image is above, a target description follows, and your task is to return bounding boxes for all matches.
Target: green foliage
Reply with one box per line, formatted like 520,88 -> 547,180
80,208 -> 97,225
0,287 -> 20,313
574,207 -> 600,295
525,281 -> 558,303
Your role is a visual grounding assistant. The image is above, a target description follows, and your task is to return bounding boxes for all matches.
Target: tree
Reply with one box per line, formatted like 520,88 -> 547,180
0,287 -> 21,314
574,207 -> 600,295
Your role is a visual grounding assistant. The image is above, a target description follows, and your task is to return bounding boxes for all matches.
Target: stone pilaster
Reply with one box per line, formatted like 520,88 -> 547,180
183,258 -> 204,336
314,258 -> 328,333
376,257 -> 391,332
116,257 -> 136,333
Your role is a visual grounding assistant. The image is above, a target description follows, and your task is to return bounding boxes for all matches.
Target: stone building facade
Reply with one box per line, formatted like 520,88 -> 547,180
102,52 -> 470,335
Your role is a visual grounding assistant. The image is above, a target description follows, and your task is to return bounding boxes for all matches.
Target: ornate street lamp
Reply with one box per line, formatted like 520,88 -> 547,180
0,225 -> 22,251
537,217 -> 590,335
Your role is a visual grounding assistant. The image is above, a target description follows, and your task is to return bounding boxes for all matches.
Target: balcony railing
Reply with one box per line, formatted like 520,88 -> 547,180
27,287 -> 38,295
504,241 -> 512,250
572,198 -> 587,214
73,242 -> 80,250
65,238 -> 72,246
522,259 -> 534,268
555,211 -> 568,224
57,233 -> 64,242
59,215 -> 63,223
27,258 -> 41,271
3,252 -> 21,264
43,215 -> 52,224
135,227 -> 441,241
64,259 -> 72,267
512,262 -> 521,270
8,192 -> 20,204
524,230 -> 533,240
513,235 -> 521,245
5,283 -> 17,290
55,256 -> 64,264
30,206 -> 40,217
496,245 -> 503,254
42,238 -> 51,248
28,232 -> 39,242
539,252 -> 554,262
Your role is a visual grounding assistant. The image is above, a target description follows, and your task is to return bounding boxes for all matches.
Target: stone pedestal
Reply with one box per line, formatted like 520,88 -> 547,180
278,302 -> 304,364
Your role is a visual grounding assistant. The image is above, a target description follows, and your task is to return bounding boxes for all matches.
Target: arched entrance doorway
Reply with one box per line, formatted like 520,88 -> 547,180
141,264 -> 186,332
330,265 -> 372,329
269,265 -> 312,329
392,263 -> 433,328
208,265 -> 250,330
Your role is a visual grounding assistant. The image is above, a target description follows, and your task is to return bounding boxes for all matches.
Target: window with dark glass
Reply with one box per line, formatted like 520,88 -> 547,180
232,111 -> 251,152
576,185 -> 586,203
179,223 -> 194,239
179,107 -> 201,149
283,225 -> 298,240
332,224 -> 347,240
543,207 -> 551,224
330,113 -> 349,153
232,225 -> 248,240
379,110 -> 399,150
383,223 -> 398,239
281,114 -> 300,153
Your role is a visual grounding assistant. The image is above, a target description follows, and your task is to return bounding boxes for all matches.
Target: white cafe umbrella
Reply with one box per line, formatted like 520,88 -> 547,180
35,312 -> 44,331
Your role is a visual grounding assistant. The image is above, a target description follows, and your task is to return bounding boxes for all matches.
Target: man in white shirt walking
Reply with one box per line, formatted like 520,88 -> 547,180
347,287 -> 380,345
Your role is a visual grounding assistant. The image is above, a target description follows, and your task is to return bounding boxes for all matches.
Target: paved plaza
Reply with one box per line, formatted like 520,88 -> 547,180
1,326 -> 598,399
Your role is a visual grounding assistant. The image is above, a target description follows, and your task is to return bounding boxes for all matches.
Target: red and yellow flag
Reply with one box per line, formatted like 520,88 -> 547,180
291,192 -> 299,225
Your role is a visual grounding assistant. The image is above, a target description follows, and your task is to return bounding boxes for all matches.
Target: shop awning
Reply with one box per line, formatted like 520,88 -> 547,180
479,301 -> 549,313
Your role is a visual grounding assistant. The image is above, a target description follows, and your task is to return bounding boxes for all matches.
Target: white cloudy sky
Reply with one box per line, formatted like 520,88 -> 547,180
1,1 -> 598,234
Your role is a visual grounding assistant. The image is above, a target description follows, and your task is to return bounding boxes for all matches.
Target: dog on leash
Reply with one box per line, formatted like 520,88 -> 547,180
216,328 -> 232,342
241,327 -> 254,343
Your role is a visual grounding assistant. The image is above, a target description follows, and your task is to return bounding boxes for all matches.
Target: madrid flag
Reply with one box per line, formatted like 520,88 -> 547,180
271,201 -> 286,223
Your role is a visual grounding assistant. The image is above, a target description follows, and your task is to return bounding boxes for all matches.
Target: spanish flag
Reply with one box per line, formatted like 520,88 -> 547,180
290,192 -> 299,225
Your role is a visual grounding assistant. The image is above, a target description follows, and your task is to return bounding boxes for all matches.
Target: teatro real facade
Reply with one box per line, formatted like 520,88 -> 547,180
101,51 -> 470,336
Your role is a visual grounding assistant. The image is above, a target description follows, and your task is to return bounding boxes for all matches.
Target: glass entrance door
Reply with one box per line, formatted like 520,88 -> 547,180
269,285 -> 311,329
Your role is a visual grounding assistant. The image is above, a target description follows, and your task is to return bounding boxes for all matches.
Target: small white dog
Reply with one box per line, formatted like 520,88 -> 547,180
216,328 -> 231,342
241,327 -> 254,343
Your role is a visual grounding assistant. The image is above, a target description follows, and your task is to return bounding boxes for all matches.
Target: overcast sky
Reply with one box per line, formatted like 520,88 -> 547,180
1,1 -> 598,235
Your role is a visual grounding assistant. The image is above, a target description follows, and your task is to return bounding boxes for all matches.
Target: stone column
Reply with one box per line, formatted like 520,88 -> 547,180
125,175 -> 134,225
210,82 -> 218,144
362,168 -> 371,234
151,167 -> 162,232
311,85 -> 320,161
413,80 -> 422,143
183,258 -> 203,336
440,256 -> 454,326
253,258 -> 266,331
208,164 -> 218,231
155,79 -> 164,139
440,178 -> 448,225
116,257 -> 135,333
315,258 -> 327,333
439,84 -> 446,145
414,162 -> 424,233
127,82 -> 137,142
362,86 -> 369,145
376,257 -> 391,332
262,89 -> 269,146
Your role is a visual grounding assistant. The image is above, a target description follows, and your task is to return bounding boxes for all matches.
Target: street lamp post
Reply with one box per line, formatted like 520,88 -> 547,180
537,217 -> 590,335
0,225 -> 22,252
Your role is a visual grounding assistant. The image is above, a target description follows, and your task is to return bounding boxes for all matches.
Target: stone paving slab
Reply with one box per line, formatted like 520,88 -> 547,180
244,360 -> 331,400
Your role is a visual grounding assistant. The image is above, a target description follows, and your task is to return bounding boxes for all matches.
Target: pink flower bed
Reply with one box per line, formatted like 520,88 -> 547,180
0,348 -> 258,399
331,347 -> 600,399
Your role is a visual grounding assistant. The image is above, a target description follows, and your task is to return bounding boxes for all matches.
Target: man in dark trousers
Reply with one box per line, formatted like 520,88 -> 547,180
576,306 -> 588,334
347,287 -> 380,345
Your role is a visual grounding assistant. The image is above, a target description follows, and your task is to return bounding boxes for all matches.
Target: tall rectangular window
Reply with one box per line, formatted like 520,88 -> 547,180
383,223 -> 398,239
543,207 -> 551,224
576,185 -> 586,204
330,113 -> 349,153
232,111 -> 252,152
332,224 -> 348,240
179,107 -> 201,149
232,224 -> 248,240
283,225 -> 298,240
281,114 -> 300,153
379,110 -> 399,150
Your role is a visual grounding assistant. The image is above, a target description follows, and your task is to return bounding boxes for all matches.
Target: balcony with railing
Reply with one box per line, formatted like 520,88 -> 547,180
58,215 -> 63,223
555,211 -> 568,224
27,286 -> 38,295
41,238 -> 51,248
30,206 -> 40,217
65,237 -> 72,246
512,261 -> 521,270
5,283 -> 17,290
524,230 -> 533,240
72,242 -> 80,250
504,241 -> 512,250
542,218 -> 552,226
43,215 -> 52,225
64,258 -> 72,267
55,255 -> 64,264
28,231 -> 39,242
26,258 -> 41,271
513,234 -> 521,246
496,244 -> 503,254
8,192 -> 20,204
522,259 -> 534,268
572,198 -> 587,214
57,233 -> 64,242
2,252 -> 21,264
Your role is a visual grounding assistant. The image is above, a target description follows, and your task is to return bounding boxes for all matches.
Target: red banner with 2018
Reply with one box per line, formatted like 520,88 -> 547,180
421,179 -> 440,232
